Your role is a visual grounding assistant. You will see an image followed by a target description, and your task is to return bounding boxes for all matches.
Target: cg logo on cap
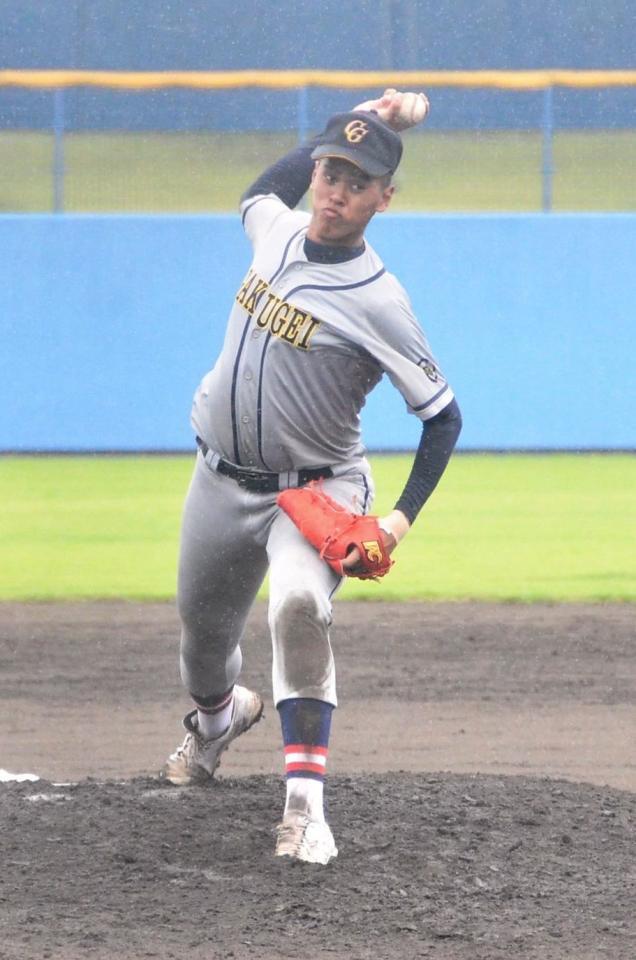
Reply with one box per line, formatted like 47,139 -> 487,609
344,119 -> 369,143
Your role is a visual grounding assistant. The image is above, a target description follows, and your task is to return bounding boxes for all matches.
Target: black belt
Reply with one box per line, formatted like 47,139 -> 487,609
196,437 -> 333,494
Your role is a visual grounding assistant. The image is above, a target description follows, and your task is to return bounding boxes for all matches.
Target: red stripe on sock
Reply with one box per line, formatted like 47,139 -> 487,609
285,761 -> 327,776
195,688 -> 234,715
284,744 -> 328,756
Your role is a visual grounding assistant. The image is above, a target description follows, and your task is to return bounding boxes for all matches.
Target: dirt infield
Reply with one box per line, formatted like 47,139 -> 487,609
1,600 -> 635,959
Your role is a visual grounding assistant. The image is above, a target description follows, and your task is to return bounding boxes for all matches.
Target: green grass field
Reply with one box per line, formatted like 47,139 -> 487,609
1,453 -> 634,602
1,130 -> 634,213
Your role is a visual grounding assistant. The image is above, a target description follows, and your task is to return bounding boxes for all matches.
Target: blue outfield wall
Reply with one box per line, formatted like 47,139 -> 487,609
1,213 -> 634,452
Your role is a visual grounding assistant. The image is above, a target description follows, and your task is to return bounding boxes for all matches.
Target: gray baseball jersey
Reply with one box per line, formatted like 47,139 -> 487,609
191,192 -> 454,473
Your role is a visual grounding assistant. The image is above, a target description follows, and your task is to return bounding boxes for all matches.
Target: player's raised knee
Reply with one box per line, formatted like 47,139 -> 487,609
270,589 -> 329,638
270,590 -> 334,695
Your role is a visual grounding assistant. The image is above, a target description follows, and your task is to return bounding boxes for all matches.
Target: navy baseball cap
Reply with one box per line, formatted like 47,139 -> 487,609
311,111 -> 403,177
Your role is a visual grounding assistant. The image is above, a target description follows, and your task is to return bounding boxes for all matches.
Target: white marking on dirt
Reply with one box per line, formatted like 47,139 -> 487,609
0,769 -> 40,783
25,792 -> 72,803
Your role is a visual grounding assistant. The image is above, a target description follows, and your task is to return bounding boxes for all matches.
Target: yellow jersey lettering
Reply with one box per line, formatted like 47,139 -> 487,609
281,307 -> 308,345
255,292 -> 280,328
296,316 -> 321,351
244,277 -> 269,315
235,269 -> 257,308
239,275 -> 321,349
270,302 -> 291,335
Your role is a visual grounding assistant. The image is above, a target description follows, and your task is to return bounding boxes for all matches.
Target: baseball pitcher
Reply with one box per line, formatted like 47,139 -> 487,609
164,90 -> 462,864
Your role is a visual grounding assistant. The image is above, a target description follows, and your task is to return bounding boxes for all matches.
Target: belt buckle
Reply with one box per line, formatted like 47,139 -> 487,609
237,468 -> 271,492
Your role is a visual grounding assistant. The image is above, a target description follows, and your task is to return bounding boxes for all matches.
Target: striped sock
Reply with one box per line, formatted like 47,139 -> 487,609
193,686 -> 234,740
284,742 -> 329,779
278,698 -> 333,822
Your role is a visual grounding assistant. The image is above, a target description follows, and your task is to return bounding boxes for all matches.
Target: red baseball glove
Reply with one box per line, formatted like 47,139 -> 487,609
277,482 -> 394,580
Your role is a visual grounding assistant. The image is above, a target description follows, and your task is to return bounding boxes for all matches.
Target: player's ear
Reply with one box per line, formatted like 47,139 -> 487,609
310,161 -> 320,188
375,184 -> 395,214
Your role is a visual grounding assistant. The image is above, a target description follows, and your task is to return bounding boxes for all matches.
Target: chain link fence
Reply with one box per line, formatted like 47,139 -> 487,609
1,70 -> 635,213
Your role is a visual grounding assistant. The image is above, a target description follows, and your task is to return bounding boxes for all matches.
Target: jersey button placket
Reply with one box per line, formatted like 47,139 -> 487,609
236,337 -> 259,462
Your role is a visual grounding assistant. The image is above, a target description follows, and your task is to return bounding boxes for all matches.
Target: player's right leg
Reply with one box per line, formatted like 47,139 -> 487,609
266,469 -> 373,863
164,454 -> 268,784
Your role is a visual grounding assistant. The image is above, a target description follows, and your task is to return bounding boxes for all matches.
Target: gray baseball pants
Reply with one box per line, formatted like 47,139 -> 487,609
177,452 -> 373,707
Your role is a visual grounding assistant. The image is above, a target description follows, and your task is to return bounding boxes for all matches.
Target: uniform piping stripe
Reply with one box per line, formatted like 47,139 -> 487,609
328,579 -> 342,599
412,383 -> 451,413
361,473 -> 371,514
284,266 -> 386,299
230,316 -> 253,464
256,332 -> 273,469
232,222 -> 304,465
254,268 -> 385,464
249,227 -> 305,464
240,195 -> 267,226
270,226 -> 307,284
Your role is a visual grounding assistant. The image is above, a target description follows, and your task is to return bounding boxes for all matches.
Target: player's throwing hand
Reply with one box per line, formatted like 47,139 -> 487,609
353,87 -> 430,131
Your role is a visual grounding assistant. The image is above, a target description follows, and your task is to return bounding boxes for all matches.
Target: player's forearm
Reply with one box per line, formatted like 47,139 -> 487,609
241,138 -> 321,209
394,398 -> 463,525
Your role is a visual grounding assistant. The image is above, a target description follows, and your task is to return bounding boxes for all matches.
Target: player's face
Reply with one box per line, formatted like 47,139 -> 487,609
308,158 -> 394,247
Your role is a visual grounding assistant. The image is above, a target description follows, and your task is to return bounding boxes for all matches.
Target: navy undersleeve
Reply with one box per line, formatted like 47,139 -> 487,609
394,398 -> 463,524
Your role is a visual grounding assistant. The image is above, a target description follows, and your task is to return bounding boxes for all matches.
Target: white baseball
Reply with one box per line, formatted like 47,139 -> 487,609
353,89 -> 430,131
399,91 -> 429,128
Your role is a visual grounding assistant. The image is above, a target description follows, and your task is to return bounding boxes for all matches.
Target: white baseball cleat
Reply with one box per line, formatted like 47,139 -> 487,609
164,685 -> 264,785
275,812 -> 338,865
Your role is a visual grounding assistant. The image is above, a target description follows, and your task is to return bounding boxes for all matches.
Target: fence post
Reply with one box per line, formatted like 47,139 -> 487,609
53,87 -> 65,213
541,85 -> 554,213
297,85 -> 309,145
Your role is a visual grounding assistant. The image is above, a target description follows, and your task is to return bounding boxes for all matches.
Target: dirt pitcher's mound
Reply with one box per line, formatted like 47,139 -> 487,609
1,600 -> 635,958
2,771 -> 635,960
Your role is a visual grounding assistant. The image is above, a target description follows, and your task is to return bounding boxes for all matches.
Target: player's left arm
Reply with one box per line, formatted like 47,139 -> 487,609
341,399 -> 462,570
390,397 -> 462,531
342,284 -> 462,571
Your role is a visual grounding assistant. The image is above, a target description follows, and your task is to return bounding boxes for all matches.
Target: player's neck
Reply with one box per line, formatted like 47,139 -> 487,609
303,235 -> 365,264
